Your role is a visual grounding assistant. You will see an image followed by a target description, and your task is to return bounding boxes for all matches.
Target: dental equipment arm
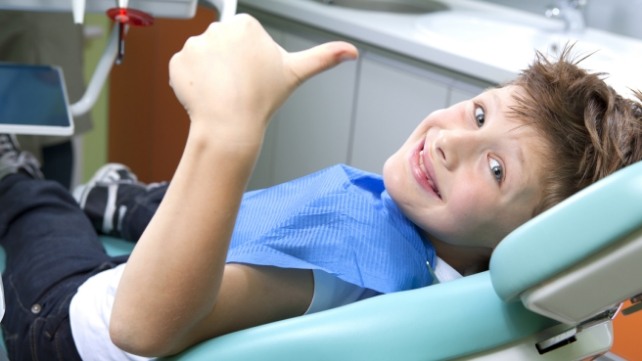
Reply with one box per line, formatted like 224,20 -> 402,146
0,0 -> 238,117
0,0 -> 198,19
72,0 -> 237,117
69,25 -> 119,117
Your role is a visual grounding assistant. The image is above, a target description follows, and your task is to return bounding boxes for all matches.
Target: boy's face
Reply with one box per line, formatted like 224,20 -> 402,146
384,85 -> 549,252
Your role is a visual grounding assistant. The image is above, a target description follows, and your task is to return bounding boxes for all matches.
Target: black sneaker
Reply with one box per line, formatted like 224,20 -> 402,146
0,134 -> 43,180
73,163 -> 147,236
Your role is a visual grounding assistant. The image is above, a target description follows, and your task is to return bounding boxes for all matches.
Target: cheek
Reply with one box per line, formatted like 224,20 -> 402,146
440,185 -> 498,241
449,183 -> 486,218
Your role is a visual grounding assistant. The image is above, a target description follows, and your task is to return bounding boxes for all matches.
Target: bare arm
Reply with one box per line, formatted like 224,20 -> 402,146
109,14 -> 358,357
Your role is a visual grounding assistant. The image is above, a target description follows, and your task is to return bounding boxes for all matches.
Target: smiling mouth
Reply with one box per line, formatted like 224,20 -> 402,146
418,147 -> 441,198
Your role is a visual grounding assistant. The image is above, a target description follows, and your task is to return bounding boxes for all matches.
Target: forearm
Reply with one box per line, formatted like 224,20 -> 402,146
111,120 -> 263,355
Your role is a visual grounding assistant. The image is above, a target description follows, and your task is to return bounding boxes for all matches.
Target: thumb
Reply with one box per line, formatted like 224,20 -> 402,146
284,41 -> 359,86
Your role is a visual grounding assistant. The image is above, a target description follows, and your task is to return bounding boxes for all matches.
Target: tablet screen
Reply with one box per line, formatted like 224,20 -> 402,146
0,63 -> 74,136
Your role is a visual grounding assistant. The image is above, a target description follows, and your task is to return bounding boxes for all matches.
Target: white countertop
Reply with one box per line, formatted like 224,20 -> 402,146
238,0 -> 642,97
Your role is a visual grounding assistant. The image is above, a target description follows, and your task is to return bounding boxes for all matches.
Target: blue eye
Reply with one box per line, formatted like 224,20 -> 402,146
489,158 -> 503,183
475,106 -> 485,127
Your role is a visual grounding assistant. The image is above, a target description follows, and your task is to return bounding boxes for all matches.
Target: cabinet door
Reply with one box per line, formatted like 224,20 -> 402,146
350,52 -> 450,173
269,32 -> 358,186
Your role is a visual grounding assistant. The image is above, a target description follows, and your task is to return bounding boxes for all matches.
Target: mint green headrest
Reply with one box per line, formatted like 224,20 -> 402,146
490,161 -> 642,302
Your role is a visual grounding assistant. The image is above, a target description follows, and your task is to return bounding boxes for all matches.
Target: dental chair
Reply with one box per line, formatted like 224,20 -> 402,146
1,163 -> 636,360
0,161 -> 640,360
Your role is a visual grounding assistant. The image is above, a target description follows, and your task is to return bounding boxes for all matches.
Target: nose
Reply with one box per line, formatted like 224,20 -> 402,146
433,128 -> 479,170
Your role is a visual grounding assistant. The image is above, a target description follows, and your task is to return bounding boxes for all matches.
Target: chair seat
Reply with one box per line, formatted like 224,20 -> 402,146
100,235 -> 135,257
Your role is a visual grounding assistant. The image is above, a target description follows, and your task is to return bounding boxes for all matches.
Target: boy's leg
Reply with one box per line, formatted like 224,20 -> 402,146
0,135 -> 123,360
0,174 -> 113,297
73,163 -> 168,242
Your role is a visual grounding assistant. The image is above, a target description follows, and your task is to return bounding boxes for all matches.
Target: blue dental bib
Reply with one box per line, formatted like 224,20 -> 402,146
227,164 -> 436,293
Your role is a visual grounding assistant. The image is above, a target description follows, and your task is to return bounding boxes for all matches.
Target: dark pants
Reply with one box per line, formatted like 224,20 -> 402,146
0,174 -> 131,361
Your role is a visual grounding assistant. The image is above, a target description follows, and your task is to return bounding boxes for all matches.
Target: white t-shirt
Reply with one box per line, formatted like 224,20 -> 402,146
69,258 -> 461,360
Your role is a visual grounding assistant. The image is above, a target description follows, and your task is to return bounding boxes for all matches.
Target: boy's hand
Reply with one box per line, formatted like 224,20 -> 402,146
169,14 -> 358,142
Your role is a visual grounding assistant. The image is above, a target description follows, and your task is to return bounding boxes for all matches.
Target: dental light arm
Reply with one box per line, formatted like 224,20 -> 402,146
69,24 -> 119,117
0,0 -> 198,19
73,0 -> 236,117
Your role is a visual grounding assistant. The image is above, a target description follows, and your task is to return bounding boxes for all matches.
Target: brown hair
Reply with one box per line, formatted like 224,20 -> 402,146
508,46 -> 642,216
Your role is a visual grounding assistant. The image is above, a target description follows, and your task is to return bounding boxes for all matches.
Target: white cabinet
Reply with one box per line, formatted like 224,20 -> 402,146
349,51 -> 451,173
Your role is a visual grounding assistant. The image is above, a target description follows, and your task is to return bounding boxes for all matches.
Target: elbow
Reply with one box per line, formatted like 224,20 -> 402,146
109,314 -> 176,357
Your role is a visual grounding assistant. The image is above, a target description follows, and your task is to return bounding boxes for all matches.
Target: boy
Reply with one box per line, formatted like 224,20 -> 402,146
1,14 -> 641,360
